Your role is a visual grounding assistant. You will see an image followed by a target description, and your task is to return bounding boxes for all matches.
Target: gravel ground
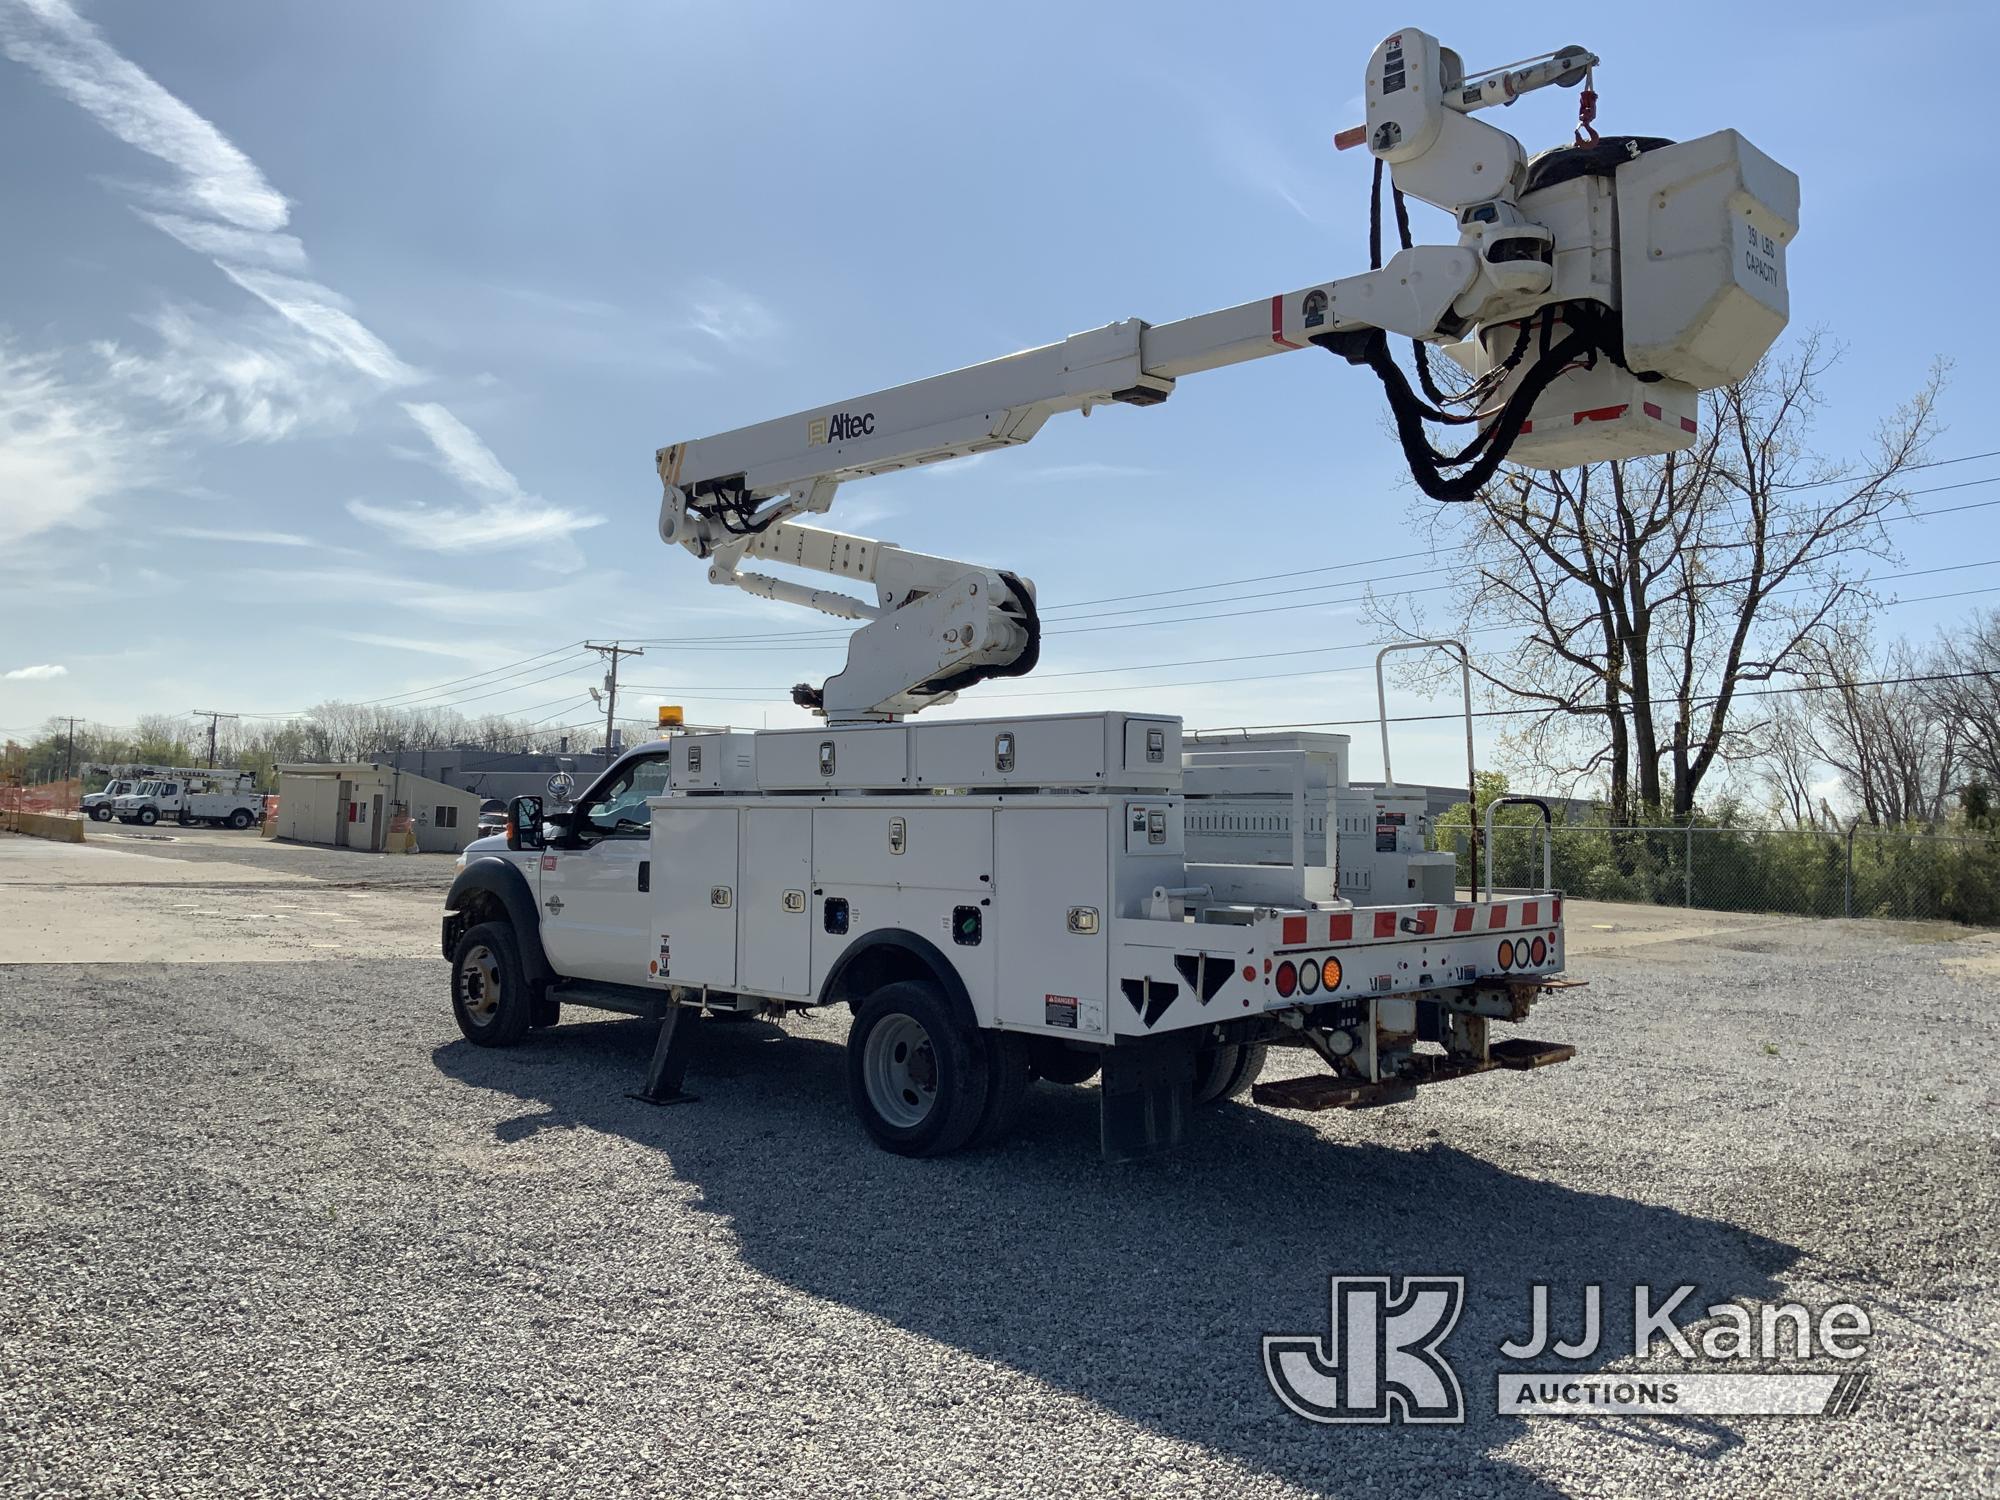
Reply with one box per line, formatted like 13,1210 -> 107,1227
1,915 -> 1995,1496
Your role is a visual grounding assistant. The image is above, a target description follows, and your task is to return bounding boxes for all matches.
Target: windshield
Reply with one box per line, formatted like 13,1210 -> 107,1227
134,781 -> 159,795
579,754 -> 673,837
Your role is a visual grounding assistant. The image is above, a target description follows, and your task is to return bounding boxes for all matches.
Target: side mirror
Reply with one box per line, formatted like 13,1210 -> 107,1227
507,795 -> 544,851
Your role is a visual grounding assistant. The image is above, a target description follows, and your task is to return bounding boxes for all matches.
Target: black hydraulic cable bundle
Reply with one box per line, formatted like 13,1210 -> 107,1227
1330,155 -> 1628,502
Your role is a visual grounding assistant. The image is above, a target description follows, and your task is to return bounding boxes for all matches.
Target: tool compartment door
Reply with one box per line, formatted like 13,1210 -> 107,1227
653,805 -> 739,988
994,807 -> 1110,1037
737,807 -> 813,997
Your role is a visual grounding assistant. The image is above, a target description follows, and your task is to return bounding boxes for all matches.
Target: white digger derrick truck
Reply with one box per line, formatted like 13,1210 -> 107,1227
441,28 -> 1797,1159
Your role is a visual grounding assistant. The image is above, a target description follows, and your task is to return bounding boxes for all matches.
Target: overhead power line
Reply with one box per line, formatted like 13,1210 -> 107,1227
1194,667 -> 2000,736
616,465 -> 2000,649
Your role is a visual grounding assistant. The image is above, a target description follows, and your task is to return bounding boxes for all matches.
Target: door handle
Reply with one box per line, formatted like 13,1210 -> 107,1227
638,860 -> 650,893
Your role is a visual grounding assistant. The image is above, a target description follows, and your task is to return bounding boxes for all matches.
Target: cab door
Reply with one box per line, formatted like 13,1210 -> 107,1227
537,751 -> 673,985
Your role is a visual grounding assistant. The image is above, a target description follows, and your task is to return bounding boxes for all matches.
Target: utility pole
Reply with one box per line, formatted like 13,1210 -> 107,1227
57,717 -> 80,786
583,642 -> 643,756
192,710 -> 240,770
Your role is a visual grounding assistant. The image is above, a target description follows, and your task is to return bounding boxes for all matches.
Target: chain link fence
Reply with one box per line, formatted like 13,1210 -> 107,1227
1439,821 -> 2000,926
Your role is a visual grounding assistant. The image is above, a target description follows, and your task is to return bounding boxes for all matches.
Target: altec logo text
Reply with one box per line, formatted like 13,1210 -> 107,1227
808,411 -> 875,445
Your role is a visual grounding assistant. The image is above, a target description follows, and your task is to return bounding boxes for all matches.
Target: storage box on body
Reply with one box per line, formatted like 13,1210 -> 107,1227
756,723 -> 910,790
668,732 -> 758,792
908,711 -> 1180,791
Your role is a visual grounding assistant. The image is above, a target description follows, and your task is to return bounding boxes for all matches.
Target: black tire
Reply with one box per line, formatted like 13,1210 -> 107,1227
845,980 -> 990,1157
137,807 -> 158,827
1194,1042 -> 1268,1107
451,921 -> 534,1047
1027,1037 -> 1102,1086
228,808 -> 252,830
90,805 -> 112,822
967,1030 -> 1031,1149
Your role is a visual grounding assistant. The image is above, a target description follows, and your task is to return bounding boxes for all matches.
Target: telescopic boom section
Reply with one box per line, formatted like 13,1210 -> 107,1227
656,25 -> 1798,724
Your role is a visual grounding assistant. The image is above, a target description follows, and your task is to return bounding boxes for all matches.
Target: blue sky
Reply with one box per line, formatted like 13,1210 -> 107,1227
1,0 -> 1991,790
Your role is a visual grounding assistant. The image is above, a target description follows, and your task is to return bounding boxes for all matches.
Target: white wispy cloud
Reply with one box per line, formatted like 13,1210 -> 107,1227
1024,461 -> 1157,482
215,265 -> 418,386
98,302 -> 372,443
4,0 -> 572,557
687,279 -> 781,346
158,525 -> 321,547
3,663 -> 68,681
401,401 -> 523,497
0,338 -> 143,537
321,630 -> 492,660
137,209 -> 307,269
344,402 -> 602,556
0,0 -> 288,231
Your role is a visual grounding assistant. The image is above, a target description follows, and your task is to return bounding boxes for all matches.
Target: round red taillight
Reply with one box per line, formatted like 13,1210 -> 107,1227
1530,936 -> 1548,966
1275,961 -> 1298,998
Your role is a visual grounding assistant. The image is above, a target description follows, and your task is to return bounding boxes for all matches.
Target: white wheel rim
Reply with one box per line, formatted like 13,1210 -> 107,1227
459,944 -> 503,1024
863,1012 -> 939,1129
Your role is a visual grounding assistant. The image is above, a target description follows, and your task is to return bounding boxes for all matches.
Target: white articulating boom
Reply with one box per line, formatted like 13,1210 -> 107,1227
656,26 -> 1798,723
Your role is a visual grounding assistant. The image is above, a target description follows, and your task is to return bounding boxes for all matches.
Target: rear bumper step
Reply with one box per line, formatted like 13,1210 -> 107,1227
1252,1039 -> 1576,1112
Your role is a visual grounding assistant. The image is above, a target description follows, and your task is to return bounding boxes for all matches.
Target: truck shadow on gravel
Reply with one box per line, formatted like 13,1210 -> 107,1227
435,1017 -> 1799,1499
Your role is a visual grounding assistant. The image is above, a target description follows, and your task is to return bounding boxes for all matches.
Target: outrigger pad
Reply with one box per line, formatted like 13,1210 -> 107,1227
628,1002 -> 701,1107
1099,1040 -> 1196,1162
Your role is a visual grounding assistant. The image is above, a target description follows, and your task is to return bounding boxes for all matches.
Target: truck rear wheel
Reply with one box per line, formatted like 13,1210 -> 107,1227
451,921 -> 533,1047
1026,1038 -> 1102,1086
228,808 -> 252,829
846,980 -> 990,1157
1194,1042 -> 1267,1107
967,1030 -> 1031,1149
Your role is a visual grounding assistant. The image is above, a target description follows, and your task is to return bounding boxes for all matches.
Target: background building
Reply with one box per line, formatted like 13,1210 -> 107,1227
376,746 -> 619,805
271,763 -> 483,854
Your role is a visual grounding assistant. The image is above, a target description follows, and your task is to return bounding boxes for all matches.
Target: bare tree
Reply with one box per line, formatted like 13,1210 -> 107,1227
1928,608 -> 2000,798
1381,338 -> 1943,822
1803,628 -> 1957,826
1755,694 -> 1825,829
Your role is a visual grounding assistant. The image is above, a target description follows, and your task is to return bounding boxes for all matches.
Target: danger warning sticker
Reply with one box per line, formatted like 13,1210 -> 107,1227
1045,994 -> 1079,1029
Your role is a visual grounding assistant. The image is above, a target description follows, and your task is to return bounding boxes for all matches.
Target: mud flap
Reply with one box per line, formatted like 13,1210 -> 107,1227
1099,1037 -> 1197,1163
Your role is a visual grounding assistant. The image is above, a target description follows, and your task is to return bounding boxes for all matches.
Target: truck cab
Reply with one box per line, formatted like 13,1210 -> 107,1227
82,779 -> 137,821
113,779 -> 178,826
448,742 -> 676,987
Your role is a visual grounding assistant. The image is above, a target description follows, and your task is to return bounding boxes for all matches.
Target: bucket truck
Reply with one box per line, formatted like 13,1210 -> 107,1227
441,28 -> 1797,1159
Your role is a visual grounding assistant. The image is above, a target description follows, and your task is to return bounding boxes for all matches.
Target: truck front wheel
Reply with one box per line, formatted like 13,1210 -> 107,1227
450,922 -> 533,1047
137,807 -> 158,827
90,805 -> 112,822
846,980 -> 990,1157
